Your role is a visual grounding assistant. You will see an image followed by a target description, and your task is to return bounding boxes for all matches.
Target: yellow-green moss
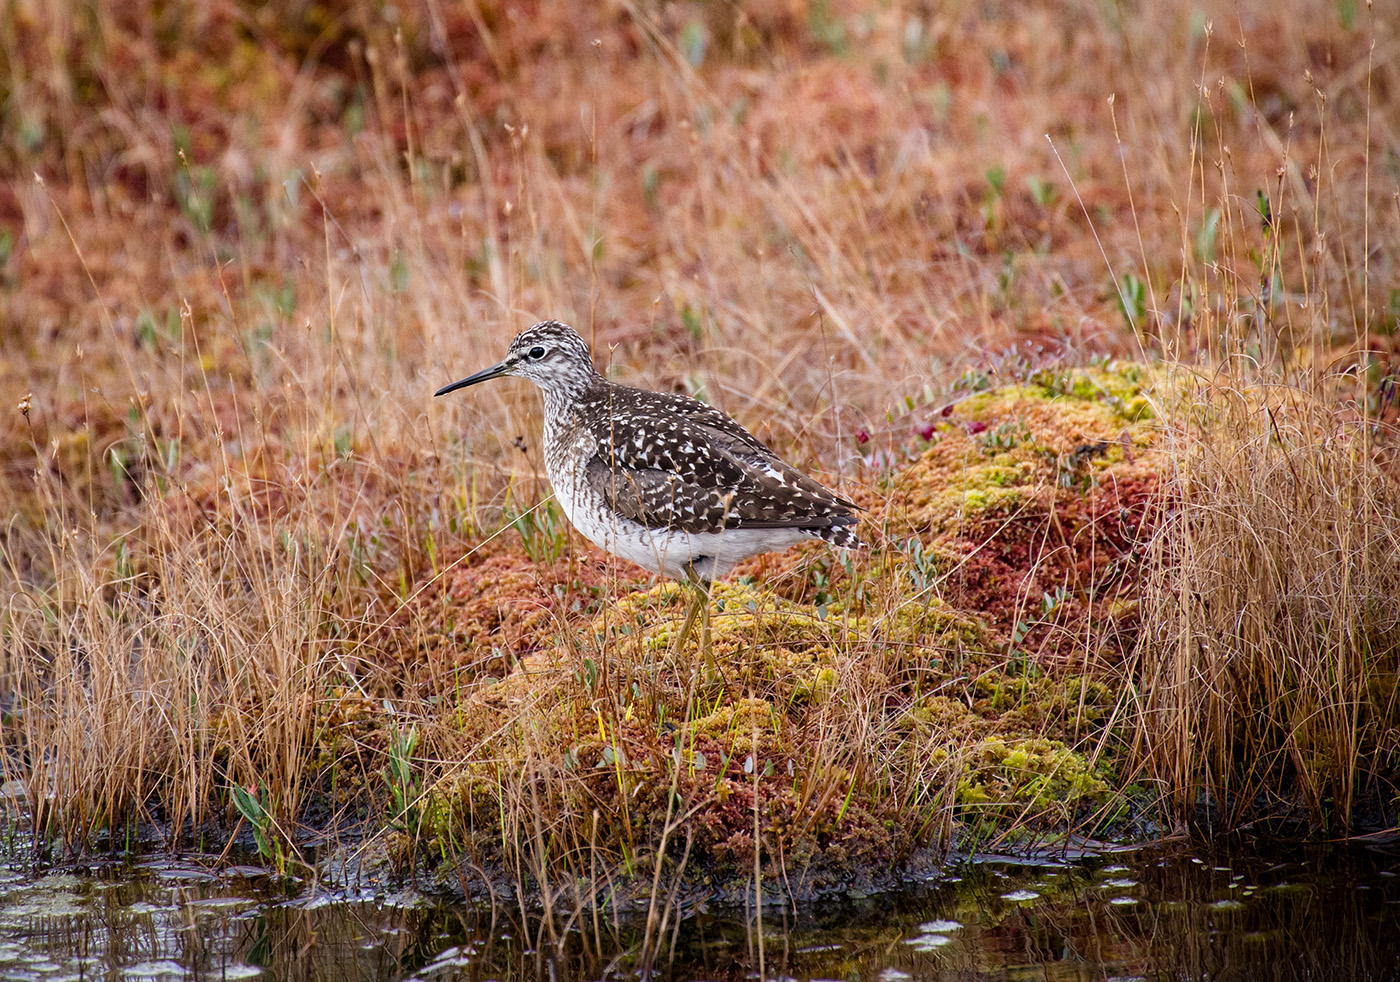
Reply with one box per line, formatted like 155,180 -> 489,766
424,769 -> 507,843
910,694 -> 979,729
958,365 -> 1157,432
591,572 -> 997,702
597,580 -> 832,657
834,587 -> 993,651
956,735 -> 1111,813
970,671 -> 1116,727
791,666 -> 838,705
690,696 -> 784,758
888,362 -> 1162,535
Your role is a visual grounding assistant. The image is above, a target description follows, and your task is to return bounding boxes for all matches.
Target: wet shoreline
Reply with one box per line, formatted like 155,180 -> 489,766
3,836 -> 1397,980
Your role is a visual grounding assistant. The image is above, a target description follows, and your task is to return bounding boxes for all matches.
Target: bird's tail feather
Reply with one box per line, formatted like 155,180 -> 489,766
816,522 -> 863,550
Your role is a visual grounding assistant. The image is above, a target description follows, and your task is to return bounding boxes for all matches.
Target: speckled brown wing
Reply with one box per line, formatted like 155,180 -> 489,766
580,390 -> 858,537
605,386 -> 857,500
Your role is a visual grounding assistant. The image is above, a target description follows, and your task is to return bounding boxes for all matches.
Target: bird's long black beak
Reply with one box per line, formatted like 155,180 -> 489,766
434,358 -> 512,397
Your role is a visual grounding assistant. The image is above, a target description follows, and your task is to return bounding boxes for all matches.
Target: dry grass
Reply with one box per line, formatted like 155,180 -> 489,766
0,0 -> 1396,897
1133,375 -> 1400,828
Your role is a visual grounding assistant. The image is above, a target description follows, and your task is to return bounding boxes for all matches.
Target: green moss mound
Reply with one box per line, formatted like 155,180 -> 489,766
402,364 -> 1166,897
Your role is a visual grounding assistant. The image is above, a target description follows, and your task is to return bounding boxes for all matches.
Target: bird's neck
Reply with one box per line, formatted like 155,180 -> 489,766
539,368 -> 606,422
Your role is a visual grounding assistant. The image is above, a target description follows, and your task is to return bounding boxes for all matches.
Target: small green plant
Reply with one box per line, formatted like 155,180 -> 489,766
1010,586 -> 1071,657
390,251 -> 410,292
979,419 -> 1032,453
641,163 -> 661,210
1116,271 -> 1146,330
175,162 -> 217,232
134,307 -> 181,350
679,20 -> 707,67
955,368 -> 993,393
503,498 -> 568,563
230,782 -> 287,875
981,164 -> 1006,227
1052,441 -> 1110,488
382,723 -> 422,837
680,304 -> 704,340
903,536 -> 942,593
808,0 -> 847,54
808,558 -> 832,613
1026,175 -> 1057,207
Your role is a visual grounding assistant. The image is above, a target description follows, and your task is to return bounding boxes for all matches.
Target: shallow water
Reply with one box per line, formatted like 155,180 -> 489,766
0,843 -> 1397,981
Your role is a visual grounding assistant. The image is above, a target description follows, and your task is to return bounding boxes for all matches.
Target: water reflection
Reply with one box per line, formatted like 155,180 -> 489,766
0,844 -> 1395,980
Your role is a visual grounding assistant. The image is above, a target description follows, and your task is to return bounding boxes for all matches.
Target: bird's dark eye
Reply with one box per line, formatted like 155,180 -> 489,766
528,345 -> 546,359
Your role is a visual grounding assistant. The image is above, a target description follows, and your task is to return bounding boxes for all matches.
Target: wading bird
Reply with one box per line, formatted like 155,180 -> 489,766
435,321 -> 861,650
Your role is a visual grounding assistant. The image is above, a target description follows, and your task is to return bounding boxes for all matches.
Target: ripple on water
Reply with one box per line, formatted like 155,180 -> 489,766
120,959 -> 188,979
220,966 -> 262,979
184,897 -> 251,912
905,934 -> 953,951
1000,889 -> 1040,902
153,869 -> 216,885
416,951 -> 471,976
0,891 -> 86,919
917,919 -> 962,933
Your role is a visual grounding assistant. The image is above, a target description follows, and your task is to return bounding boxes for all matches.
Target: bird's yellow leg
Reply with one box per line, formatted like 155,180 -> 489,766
673,586 -> 703,656
700,588 -> 712,658
674,566 -> 717,676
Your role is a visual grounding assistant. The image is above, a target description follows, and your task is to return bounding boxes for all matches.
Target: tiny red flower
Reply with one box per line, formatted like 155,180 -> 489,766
855,428 -> 870,444
967,420 -> 988,435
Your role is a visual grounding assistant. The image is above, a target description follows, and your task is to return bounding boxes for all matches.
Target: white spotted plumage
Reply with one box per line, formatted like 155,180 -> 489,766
436,320 -> 863,581
547,420 -> 814,579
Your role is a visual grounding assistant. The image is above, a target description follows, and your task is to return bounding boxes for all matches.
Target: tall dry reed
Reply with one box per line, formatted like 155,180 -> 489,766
1133,377 -> 1400,826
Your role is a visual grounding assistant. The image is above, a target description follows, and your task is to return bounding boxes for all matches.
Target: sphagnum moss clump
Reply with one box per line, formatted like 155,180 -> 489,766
955,735 -> 1114,834
887,363 -> 1163,536
407,364 -> 1181,894
410,447 -> 1161,893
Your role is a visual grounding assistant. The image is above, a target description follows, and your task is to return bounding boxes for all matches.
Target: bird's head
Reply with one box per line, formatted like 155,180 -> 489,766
435,320 -> 598,401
